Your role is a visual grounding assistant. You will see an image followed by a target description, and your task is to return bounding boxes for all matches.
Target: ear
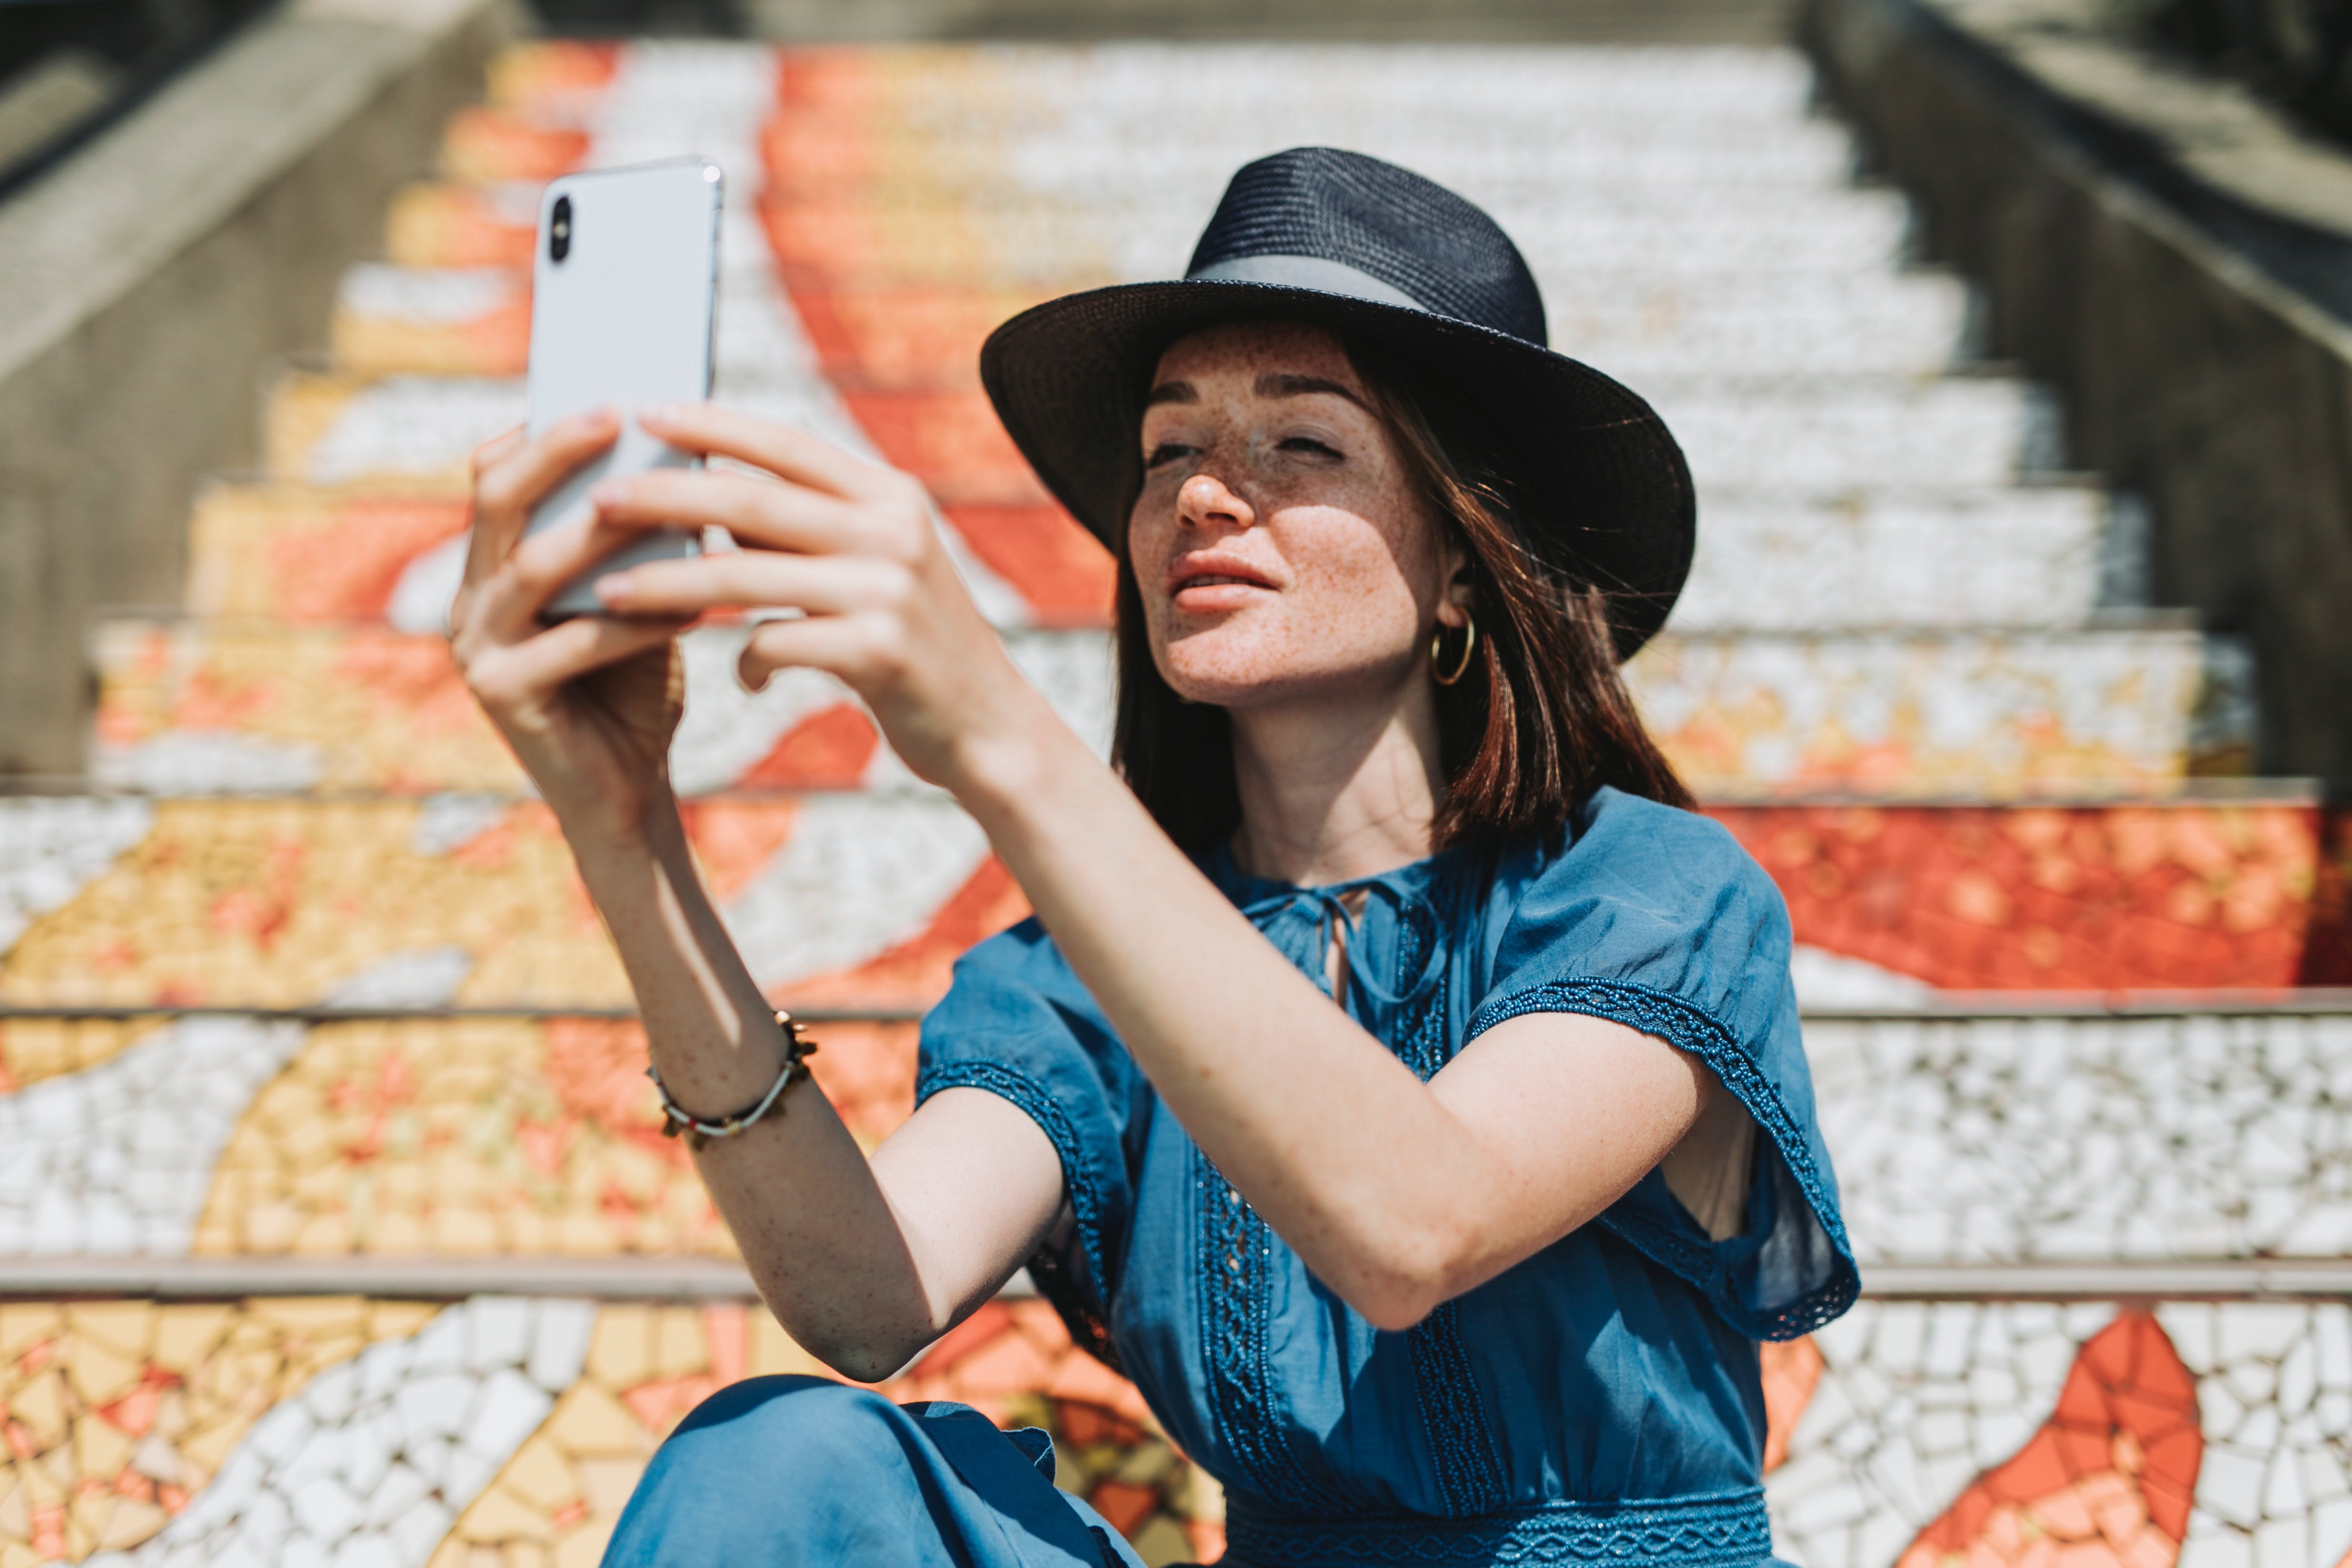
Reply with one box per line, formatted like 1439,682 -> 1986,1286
1436,530 -> 1476,628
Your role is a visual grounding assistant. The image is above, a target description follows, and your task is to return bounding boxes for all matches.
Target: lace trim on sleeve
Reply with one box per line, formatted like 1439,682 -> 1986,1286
916,1060 -> 1114,1314
1465,979 -> 1859,1340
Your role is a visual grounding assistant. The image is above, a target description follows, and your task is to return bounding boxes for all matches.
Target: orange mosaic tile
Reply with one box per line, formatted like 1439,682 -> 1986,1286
387,182 -> 540,271
1708,802 -> 2352,990
180,485 -> 470,623
1761,1336 -> 1824,1474
1897,1313 -> 2201,1568
440,108 -> 590,186
334,283 -> 532,380
791,288 -> 1050,391
484,40 -> 621,119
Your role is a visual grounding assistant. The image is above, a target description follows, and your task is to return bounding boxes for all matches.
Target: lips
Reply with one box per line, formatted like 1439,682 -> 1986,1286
1167,556 -> 1277,597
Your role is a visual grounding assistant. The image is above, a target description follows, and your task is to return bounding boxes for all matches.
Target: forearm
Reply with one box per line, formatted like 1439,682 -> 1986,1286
959,728 -> 1514,1325
562,798 -> 941,1375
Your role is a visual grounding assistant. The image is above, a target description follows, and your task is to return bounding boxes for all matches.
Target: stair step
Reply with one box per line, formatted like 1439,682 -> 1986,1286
2,794 -> 2342,1012
260,369 -> 2065,503
91,617 -> 2239,799
3,1001 -> 2348,1269
0,1286 -> 1204,1565
176,475 -> 2117,640
333,261 -> 1977,385
1630,626 -> 2254,796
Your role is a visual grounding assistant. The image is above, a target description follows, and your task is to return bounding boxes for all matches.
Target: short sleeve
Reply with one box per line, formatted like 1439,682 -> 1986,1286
914,918 -> 1149,1329
1463,790 -> 1859,1340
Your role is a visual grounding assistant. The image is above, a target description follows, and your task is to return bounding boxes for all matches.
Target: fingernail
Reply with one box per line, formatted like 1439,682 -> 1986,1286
592,478 -> 633,507
641,402 -> 681,424
596,572 -> 633,605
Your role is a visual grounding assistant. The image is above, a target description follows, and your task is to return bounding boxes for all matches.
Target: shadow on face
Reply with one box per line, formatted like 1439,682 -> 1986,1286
1128,320 -> 1454,713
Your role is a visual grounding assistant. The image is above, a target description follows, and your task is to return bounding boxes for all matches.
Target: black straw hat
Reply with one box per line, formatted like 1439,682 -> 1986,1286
978,146 -> 1697,658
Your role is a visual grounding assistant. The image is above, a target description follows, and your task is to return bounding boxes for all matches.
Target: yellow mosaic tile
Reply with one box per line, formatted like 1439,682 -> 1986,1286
95,620 -> 521,794
0,800 -> 630,1011
188,1017 -> 918,1258
0,1298 -> 431,1562
0,1017 -> 166,1094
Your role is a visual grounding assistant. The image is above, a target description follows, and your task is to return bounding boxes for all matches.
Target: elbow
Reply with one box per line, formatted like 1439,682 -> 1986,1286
809,1335 -> 917,1382
801,1329 -> 927,1386
1338,1227 -> 1475,1334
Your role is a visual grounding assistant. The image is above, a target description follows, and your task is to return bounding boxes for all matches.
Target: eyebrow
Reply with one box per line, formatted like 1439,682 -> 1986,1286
1256,372 -> 1368,408
1141,374 -> 1367,409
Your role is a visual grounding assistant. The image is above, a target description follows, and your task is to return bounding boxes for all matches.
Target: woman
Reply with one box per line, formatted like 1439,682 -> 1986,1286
453,148 -> 1857,1567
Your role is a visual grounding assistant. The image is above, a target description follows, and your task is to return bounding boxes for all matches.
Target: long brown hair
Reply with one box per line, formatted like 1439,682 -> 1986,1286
1111,331 -> 1693,853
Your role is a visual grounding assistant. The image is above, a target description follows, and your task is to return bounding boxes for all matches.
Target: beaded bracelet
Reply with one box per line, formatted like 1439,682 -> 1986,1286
646,1011 -> 819,1152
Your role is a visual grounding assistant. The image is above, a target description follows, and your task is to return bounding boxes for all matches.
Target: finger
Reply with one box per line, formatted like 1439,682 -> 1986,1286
468,408 -> 622,573
735,613 -> 881,692
465,611 -> 690,713
470,426 -> 526,475
598,551 -> 905,617
639,402 -> 907,504
591,468 -> 867,556
478,507 -> 681,641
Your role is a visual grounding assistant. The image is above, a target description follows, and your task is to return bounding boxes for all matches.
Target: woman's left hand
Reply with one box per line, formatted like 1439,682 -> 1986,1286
589,403 -> 1056,796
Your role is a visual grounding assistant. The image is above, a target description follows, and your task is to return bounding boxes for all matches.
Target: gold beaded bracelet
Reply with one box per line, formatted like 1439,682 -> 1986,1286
645,1011 -> 819,1152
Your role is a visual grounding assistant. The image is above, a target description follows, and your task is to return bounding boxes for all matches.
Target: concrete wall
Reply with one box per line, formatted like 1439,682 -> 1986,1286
1805,0 -> 2352,786
0,0 -> 515,778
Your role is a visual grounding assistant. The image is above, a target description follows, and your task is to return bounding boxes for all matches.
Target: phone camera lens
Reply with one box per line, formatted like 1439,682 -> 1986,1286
550,195 -> 572,263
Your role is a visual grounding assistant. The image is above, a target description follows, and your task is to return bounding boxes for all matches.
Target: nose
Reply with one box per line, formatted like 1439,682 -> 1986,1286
1176,470 -> 1255,535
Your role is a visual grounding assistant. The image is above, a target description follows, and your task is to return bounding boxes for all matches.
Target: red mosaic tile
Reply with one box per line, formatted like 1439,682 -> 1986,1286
835,389 -> 1052,507
1899,1313 -> 2201,1568
1760,1337 -> 1822,1473
944,504 -> 1116,627
736,702 -> 882,789
1708,803 -> 2352,990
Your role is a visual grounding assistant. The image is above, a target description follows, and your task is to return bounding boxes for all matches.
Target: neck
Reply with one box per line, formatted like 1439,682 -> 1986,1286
1226,674 -> 1445,888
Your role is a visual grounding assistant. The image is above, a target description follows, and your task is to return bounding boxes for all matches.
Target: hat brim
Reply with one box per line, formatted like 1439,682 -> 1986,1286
977,278 -> 1695,659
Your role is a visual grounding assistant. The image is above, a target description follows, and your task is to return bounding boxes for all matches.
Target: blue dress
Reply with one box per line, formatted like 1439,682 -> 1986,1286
604,788 -> 1857,1568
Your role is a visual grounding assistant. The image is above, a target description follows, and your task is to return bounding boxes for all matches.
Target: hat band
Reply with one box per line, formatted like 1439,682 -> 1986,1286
1186,254 -> 1427,313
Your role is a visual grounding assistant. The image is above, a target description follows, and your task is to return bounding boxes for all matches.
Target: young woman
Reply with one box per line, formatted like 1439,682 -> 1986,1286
452,148 -> 1856,1568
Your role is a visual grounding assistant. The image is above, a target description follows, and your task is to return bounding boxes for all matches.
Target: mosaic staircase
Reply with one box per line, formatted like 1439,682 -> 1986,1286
6,37 -> 2352,1568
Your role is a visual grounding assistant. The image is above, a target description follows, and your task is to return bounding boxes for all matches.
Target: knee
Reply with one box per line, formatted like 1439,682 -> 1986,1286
606,1378 -> 923,1563
655,1376 -> 904,1489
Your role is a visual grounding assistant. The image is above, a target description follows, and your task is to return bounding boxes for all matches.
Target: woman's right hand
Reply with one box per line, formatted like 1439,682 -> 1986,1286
450,409 -> 697,845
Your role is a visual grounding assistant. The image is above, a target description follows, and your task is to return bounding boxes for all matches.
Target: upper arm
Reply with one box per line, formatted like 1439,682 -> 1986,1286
1421,1009 -> 1725,1294
868,1086 -> 1069,1337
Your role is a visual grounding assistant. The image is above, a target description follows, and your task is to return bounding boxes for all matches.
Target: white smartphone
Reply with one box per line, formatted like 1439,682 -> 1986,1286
525,157 -> 722,618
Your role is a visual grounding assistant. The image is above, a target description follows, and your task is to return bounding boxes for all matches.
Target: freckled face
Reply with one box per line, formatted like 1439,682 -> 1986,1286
1129,321 -> 1449,710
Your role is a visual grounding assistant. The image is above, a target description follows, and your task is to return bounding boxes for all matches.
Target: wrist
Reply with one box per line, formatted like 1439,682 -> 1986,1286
554,783 -> 683,876
950,697 -> 1092,836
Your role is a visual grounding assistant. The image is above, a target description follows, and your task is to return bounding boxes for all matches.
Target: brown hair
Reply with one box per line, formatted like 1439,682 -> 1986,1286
1111,332 -> 1693,853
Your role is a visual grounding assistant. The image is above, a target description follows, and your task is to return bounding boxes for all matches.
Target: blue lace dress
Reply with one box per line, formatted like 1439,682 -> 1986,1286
602,787 -> 1856,1568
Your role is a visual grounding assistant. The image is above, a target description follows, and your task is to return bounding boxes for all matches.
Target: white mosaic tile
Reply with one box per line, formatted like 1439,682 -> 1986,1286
1813,1013 -> 2352,1265
111,1298 -> 592,1568
0,796 -> 154,951
0,1015 -> 306,1256
725,790 -> 993,992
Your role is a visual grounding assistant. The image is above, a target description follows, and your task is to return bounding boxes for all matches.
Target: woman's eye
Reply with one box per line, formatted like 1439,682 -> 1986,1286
1143,442 -> 1197,469
1279,437 -> 1343,460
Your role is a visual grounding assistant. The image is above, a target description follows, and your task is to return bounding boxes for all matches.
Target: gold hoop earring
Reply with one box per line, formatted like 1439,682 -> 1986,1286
1430,609 -> 1478,687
